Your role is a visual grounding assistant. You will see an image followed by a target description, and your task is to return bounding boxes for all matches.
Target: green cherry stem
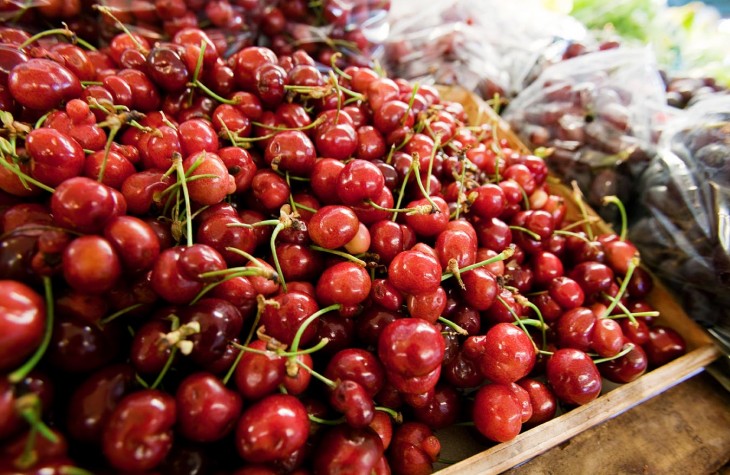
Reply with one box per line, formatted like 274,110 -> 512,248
0,156 -> 54,194
308,413 -> 346,425
509,225 -> 541,241
99,303 -> 144,326
593,343 -> 635,365
18,27 -> 97,51
441,245 -> 515,282
376,406 -> 403,423
602,195 -> 628,241
173,154 -> 194,247
410,158 -> 441,214
601,257 -> 639,320
391,164 -> 412,222
309,245 -> 367,267
496,294 -> 538,352
287,304 -> 340,377
437,316 -> 469,335
9,277 -> 54,384
570,180 -> 594,241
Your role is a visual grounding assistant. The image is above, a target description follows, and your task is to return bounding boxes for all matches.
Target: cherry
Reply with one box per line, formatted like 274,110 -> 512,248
25,128 -> 85,188
479,323 -> 536,384
103,215 -> 161,274
62,235 -> 122,294
411,384 -> 461,430
183,151 -> 236,205
599,343 -> 649,383
472,383 -> 523,442
461,267 -> 498,311
66,364 -> 136,444
620,318 -> 650,346
388,422 -> 440,475
8,58 -> 82,110
546,348 -> 602,406
517,378 -> 557,426
548,276 -> 585,310
329,379 -> 376,428
48,314 -> 120,373
316,261 -> 371,307
313,425 -> 384,475
260,290 -> 319,346
264,130 -> 316,176
102,389 -> 176,472
234,339 -> 285,400
176,371 -> 243,442
336,159 -> 385,206
406,285 -> 447,324
51,177 -> 120,234
603,239 -> 638,275
324,348 -> 386,398
644,326 -> 687,367
378,318 -> 444,378
591,317 -> 625,358
404,196 -> 450,238
235,393 -> 309,464
308,205 -> 359,249
0,280 -> 45,372
179,298 -> 243,368
387,249 -> 442,296
556,307 -> 596,352
569,261 -> 614,296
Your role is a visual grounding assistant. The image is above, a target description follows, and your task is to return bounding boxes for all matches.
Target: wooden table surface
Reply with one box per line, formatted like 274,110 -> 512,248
503,364 -> 730,475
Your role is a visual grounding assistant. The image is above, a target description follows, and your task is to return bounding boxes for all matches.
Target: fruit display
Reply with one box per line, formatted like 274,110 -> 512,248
0,2 -> 710,475
630,95 -> 730,338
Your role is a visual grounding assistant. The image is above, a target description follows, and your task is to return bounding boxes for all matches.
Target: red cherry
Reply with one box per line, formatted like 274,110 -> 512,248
176,372 -> 242,442
378,318 -> 444,378
472,383 -> 523,442
0,280 -> 45,372
644,326 -> 687,367
8,58 -> 82,110
102,389 -> 176,472
235,393 -> 309,464
478,323 -> 536,383
546,348 -> 602,406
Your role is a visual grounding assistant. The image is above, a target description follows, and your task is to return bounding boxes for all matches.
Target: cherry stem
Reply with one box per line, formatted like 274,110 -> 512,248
441,245 -> 515,282
410,158 -> 441,214
608,310 -> 659,320
402,82 -> 420,126
309,245 -> 367,267
191,40 -> 206,84
0,155 -> 54,194
559,216 -> 601,232
607,296 -> 641,328
294,357 -> 336,388
18,26 -> 97,51
593,343 -> 636,365
94,6 -> 148,53
570,180 -> 594,241
376,406 -> 403,424
97,124 -> 119,183
602,195 -> 628,241
59,467 -> 96,475
425,135 -> 441,195
516,297 -> 548,350
437,316 -> 469,335
391,164 -> 412,222
329,52 -> 351,80
601,257 -> 639,319
454,151 -> 469,220
150,347 -> 177,390
308,413 -> 346,425
99,303 -> 143,326
289,304 -> 341,356
496,294 -> 539,352
510,225 -> 541,241
270,223 -> 288,293
490,122 -> 504,182
8,277 -> 54,384
173,154 -> 194,247
15,395 -> 58,469
365,199 -> 420,216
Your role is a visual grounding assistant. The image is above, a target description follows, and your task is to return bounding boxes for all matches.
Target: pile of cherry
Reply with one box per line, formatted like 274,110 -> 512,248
0,12 -> 689,475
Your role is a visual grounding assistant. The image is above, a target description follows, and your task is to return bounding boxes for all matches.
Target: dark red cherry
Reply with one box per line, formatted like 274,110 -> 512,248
176,372 -> 243,442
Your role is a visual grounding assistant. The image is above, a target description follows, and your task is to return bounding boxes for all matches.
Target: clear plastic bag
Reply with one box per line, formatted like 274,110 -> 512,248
502,47 -> 672,224
630,95 -> 730,331
379,0 -> 588,101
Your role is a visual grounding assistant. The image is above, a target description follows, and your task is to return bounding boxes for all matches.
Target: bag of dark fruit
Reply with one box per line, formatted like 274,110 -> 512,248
502,46 -> 675,226
630,95 -> 730,336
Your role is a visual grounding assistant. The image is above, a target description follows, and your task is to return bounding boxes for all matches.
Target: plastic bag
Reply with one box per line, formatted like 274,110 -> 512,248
630,95 -> 730,332
379,0 -> 588,101
502,47 -> 672,224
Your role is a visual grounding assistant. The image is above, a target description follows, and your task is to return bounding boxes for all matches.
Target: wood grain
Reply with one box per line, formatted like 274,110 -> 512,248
504,372 -> 730,475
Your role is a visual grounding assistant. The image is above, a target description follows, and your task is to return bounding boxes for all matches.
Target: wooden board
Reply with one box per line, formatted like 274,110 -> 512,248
431,85 -> 724,475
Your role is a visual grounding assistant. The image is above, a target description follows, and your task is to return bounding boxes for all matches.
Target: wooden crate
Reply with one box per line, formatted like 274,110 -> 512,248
432,86 -> 723,474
